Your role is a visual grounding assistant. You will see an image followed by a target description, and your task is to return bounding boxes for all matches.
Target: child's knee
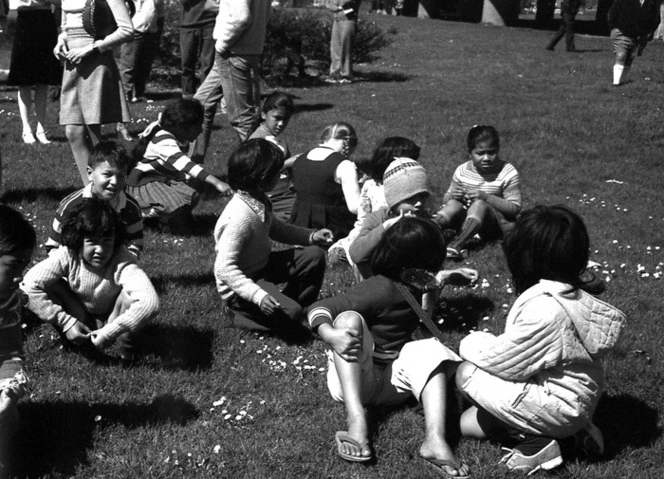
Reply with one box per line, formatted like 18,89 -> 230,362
301,246 -> 327,271
455,361 -> 477,391
615,51 -> 628,64
333,310 -> 363,333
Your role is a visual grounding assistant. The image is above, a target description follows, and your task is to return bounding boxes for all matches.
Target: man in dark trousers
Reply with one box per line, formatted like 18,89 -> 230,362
546,0 -> 582,52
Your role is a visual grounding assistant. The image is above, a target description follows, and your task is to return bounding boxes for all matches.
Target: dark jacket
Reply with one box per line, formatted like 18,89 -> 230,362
608,0 -> 661,38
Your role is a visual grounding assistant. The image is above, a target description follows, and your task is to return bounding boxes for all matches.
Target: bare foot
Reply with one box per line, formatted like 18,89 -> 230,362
420,436 -> 469,477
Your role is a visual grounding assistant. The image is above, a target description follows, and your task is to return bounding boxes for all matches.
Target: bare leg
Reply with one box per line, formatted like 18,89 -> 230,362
456,361 -> 506,439
419,362 -> 470,477
17,86 -> 34,137
332,311 -> 375,460
65,124 -> 93,185
33,84 -> 48,135
0,391 -> 19,478
436,199 -> 465,229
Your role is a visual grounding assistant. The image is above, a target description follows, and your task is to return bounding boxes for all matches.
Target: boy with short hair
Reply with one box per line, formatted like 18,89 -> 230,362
608,0 -> 661,86
45,141 -> 144,257
0,205 -> 36,476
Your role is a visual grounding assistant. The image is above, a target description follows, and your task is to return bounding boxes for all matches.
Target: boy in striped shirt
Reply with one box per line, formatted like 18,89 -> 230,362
436,125 -> 521,259
45,141 -> 143,258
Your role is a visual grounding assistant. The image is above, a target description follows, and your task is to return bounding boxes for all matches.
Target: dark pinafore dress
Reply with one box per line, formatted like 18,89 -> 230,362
290,148 -> 356,242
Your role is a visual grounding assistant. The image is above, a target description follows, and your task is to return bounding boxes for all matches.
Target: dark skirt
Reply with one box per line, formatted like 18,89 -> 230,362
7,9 -> 62,86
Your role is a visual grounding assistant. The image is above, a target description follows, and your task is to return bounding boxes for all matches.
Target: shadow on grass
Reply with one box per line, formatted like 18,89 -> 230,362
294,102 -> 335,114
0,186 -> 77,204
142,212 -> 219,237
137,323 -> 215,371
354,71 -> 410,83
592,393 -> 661,458
439,294 -> 495,331
14,394 -> 198,478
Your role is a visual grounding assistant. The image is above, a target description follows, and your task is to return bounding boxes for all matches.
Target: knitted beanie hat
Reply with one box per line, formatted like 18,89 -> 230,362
383,157 -> 429,209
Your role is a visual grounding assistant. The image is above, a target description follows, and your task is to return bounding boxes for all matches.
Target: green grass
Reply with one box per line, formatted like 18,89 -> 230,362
1,12 -> 664,479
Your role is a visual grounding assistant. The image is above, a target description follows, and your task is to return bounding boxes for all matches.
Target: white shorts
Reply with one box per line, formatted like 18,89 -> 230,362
326,314 -> 461,406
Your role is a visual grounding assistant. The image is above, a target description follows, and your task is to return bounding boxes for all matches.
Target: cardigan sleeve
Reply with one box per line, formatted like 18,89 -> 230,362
97,0 -> 134,52
459,299 -> 564,381
22,248 -> 78,333
348,210 -> 386,265
269,215 -> 313,246
94,260 -> 159,342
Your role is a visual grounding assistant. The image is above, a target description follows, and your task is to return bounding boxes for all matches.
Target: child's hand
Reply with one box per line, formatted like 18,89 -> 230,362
64,321 -> 92,345
53,36 -> 69,60
214,181 -> 233,197
0,389 -> 18,412
260,295 -> 282,315
90,331 -> 114,350
311,229 -> 334,246
450,184 -> 466,201
329,328 -> 362,362
439,268 -> 479,286
383,210 -> 405,230
466,189 -> 487,202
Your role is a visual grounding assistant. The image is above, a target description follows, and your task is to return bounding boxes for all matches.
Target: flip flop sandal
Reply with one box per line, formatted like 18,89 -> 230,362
421,456 -> 471,478
335,431 -> 372,463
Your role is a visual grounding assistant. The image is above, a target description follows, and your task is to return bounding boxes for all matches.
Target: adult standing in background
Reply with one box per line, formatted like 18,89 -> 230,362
325,0 -> 360,84
7,0 -> 62,145
120,0 -> 164,103
180,0 -> 218,99
191,0 -> 269,164
54,0 -> 133,184
545,0 -> 581,52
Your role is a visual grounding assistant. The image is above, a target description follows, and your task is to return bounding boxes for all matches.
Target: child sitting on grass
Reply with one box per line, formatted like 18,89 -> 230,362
248,92 -> 296,221
455,205 -> 626,475
290,122 -> 361,242
328,136 -> 417,270
45,140 -> 144,258
127,98 -> 232,235
0,205 -> 36,477
308,217 -> 470,478
23,198 -> 159,361
436,125 -> 521,260
349,157 -> 477,285
214,139 -> 332,335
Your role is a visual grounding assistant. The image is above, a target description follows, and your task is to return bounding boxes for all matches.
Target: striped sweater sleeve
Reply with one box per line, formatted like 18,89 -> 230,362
122,194 -> 145,256
147,133 -> 211,182
483,163 -> 521,219
94,262 -> 160,342
45,189 -> 85,253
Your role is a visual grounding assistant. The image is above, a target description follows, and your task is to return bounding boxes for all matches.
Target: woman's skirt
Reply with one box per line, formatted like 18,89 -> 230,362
7,9 -> 62,86
59,28 -> 130,125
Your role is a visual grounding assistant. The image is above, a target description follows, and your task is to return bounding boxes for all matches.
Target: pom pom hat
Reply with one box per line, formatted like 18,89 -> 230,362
383,157 -> 430,208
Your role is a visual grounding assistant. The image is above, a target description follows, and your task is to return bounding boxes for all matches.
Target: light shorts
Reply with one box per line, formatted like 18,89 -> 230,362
458,364 -> 590,438
326,313 -> 461,406
610,28 -> 637,58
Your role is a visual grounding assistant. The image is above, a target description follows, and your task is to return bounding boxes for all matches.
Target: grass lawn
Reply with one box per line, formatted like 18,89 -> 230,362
1,11 -> 663,479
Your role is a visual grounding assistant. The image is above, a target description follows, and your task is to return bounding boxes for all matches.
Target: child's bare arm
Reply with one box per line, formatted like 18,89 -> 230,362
317,323 -> 362,362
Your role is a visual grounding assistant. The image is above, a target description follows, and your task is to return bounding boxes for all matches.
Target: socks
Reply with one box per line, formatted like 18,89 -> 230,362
449,217 -> 481,250
613,64 -> 624,85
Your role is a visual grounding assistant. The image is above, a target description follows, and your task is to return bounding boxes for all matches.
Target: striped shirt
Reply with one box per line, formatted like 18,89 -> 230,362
127,130 -> 211,187
443,160 -> 521,219
46,183 -> 144,257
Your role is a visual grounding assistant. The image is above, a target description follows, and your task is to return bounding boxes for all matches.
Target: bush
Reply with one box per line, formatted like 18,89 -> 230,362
153,3 -> 395,86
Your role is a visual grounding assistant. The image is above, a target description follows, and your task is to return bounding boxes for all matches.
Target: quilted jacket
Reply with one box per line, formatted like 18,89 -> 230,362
460,280 -> 626,425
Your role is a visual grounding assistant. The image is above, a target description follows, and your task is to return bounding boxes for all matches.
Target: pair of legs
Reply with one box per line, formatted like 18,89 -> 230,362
17,85 -> 50,144
65,124 -> 102,185
119,28 -> 163,100
228,247 -> 326,332
546,8 -> 577,51
192,52 -> 261,163
330,312 -> 468,476
438,199 -> 512,253
179,25 -> 215,99
44,279 -> 137,358
329,17 -> 356,79
610,28 -> 639,86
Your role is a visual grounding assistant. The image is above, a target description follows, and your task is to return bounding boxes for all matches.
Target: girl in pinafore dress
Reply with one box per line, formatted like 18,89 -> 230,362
54,0 -> 133,184
290,122 -> 360,243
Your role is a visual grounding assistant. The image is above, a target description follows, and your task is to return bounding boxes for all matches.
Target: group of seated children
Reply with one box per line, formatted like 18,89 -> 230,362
1,97 -> 626,477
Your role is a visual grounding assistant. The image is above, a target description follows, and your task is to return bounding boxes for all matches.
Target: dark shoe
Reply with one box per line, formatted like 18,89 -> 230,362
446,246 -> 466,261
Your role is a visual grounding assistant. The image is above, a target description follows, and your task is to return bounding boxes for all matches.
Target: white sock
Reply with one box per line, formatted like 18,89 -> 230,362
613,64 -> 624,85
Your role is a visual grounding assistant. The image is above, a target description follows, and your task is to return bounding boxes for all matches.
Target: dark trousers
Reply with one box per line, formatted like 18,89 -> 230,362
179,25 -> 215,98
228,246 -> 326,332
119,27 -> 162,98
547,10 -> 576,51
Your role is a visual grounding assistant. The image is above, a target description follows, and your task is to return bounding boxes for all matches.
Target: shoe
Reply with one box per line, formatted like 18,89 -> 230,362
22,132 -> 36,144
338,77 -> 352,84
575,422 -> 604,458
446,246 -> 466,260
35,131 -> 51,144
421,456 -> 470,479
500,439 -> 563,475
116,124 -> 133,142
325,76 -> 340,84
335,431 -> 372,463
